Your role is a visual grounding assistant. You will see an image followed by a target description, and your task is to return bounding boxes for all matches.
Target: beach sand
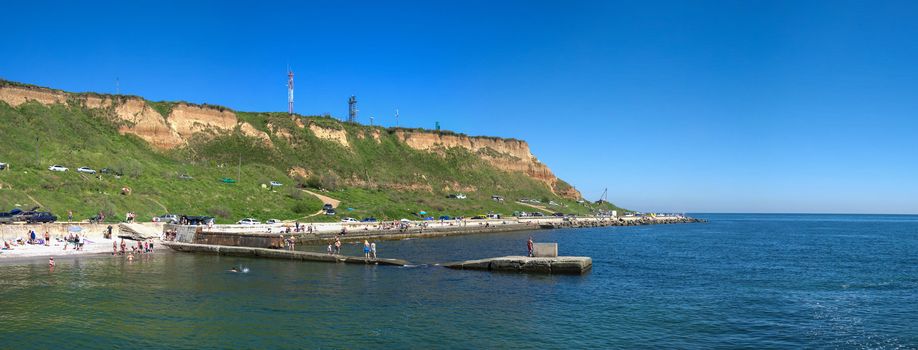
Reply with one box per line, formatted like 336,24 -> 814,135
0,237 -> 158,260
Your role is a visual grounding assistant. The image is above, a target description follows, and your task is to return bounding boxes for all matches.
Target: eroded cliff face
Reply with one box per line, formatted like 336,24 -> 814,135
0,84 -> 271,149
0,81 -> 582,200
309,124 -> 349,148
393,131 -> 582,199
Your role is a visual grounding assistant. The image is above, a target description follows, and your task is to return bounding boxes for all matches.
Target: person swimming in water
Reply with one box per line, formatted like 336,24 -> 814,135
229,266 -> 239,273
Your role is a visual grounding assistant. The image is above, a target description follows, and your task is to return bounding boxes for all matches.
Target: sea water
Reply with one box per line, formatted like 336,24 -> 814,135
1,214 -> 916,348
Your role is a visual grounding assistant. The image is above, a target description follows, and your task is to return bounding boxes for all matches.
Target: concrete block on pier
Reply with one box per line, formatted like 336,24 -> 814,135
444,256 -> 592,274
532,243 -> 558,257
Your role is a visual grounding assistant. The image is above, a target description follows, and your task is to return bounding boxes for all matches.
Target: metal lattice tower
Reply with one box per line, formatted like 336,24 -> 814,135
348,95 -> 358,123
287,68 -> 294,116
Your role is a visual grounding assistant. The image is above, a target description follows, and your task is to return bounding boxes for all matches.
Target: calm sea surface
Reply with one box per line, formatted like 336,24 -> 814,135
1,214 -> 917,349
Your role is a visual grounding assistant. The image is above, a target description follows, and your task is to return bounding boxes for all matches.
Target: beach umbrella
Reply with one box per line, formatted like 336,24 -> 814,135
68,226 -> 82,232
419,211 -> 427,215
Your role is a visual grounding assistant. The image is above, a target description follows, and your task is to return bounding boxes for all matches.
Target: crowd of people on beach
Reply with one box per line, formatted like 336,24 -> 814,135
2,230 -> 90,252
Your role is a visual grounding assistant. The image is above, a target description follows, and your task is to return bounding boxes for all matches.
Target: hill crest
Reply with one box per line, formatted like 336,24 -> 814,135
0,79 -> 581,199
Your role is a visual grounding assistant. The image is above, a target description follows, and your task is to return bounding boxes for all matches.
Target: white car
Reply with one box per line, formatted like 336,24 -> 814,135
77,166 -> 97,174
265,219 -> 281,224
48,165 -> 68,172
237,218 -> 261,225
341,217 -> 358,223
269,181 -> 283,187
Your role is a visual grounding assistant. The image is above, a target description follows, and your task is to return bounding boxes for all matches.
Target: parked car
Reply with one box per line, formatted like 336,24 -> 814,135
323,203 -> 334,210
265,219 -> 282,224
325,209 -> 336,216
0,162 -> 8,170
341,217 -> 358,223
531,212 -> 545,217
101,168 -> 124,176
552,212 -> 565,217
25,212 -> 57,223
48,165 -> 68,172
77,166 -> 97,174
471,215 -> 486,220
360,217 -> 378,222
237,218 -> 260,225
178,174 -> 193,180
438,215 -> 451,220
5,207 -> 39,223
153,214 -> 180,224
183,215 -> 215,226
269,181 -> 282,187
0,208 -> 23,224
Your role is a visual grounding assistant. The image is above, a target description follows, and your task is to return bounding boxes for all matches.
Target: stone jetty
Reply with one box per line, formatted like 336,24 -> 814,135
444,256 -> 592,274
163,242 -> 409,266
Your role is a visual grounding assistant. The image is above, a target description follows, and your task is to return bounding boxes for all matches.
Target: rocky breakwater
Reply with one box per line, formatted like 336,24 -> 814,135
444,256 -> 592,274
539,216 -> 705,229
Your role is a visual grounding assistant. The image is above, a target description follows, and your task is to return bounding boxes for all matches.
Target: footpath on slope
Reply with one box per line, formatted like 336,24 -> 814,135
299,189 -> 341,220
515,201 -> 553,213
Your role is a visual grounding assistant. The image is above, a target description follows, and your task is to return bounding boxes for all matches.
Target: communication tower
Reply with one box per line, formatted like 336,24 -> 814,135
287,68 -> 295,116
348,96 -> 358,123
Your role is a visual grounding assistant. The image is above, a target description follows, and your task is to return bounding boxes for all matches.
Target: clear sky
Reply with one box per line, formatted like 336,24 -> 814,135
3,1 -> 917,214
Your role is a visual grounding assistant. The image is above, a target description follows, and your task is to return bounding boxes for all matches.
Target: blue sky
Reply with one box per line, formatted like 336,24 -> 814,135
3,1 -> 917,214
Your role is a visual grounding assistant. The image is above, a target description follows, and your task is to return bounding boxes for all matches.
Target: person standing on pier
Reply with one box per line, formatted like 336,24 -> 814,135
363,240 -> 371,259
334,238 -> 342,255
527,237 -> 534,257
370,242 -> 377,260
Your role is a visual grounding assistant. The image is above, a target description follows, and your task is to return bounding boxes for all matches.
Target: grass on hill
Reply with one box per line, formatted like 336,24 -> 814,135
0,93 -> 626,224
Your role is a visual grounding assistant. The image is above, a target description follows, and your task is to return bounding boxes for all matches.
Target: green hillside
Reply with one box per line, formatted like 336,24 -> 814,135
0,82 -> 625,223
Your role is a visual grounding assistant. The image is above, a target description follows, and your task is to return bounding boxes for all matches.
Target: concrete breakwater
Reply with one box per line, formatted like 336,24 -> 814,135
163,242 -> 409,266
185,216 -> 705,246
444,256 -> 593,274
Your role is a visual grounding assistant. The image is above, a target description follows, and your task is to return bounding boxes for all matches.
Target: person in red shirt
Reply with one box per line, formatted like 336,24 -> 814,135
527,237 -> 534,257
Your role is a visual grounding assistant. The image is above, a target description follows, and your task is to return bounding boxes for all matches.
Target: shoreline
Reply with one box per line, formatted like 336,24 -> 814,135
1,216 -> 702,262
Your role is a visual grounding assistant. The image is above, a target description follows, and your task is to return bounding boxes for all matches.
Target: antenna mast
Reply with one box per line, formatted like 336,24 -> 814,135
395,108 -> 399,127
287,68 -> 294,116
347,96 -> 358,123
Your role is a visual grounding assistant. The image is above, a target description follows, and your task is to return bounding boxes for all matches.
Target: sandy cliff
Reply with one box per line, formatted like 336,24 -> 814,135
393,130 -> 581,199
0,81 -> 582,199
0,84 -> 271,149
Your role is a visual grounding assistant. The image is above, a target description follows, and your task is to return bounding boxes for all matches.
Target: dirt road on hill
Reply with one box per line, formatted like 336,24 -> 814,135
300,189 -> 341,219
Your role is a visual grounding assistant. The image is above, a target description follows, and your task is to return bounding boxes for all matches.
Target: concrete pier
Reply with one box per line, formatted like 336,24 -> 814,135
444,256 -> 592,274
163,242 -> 409,266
